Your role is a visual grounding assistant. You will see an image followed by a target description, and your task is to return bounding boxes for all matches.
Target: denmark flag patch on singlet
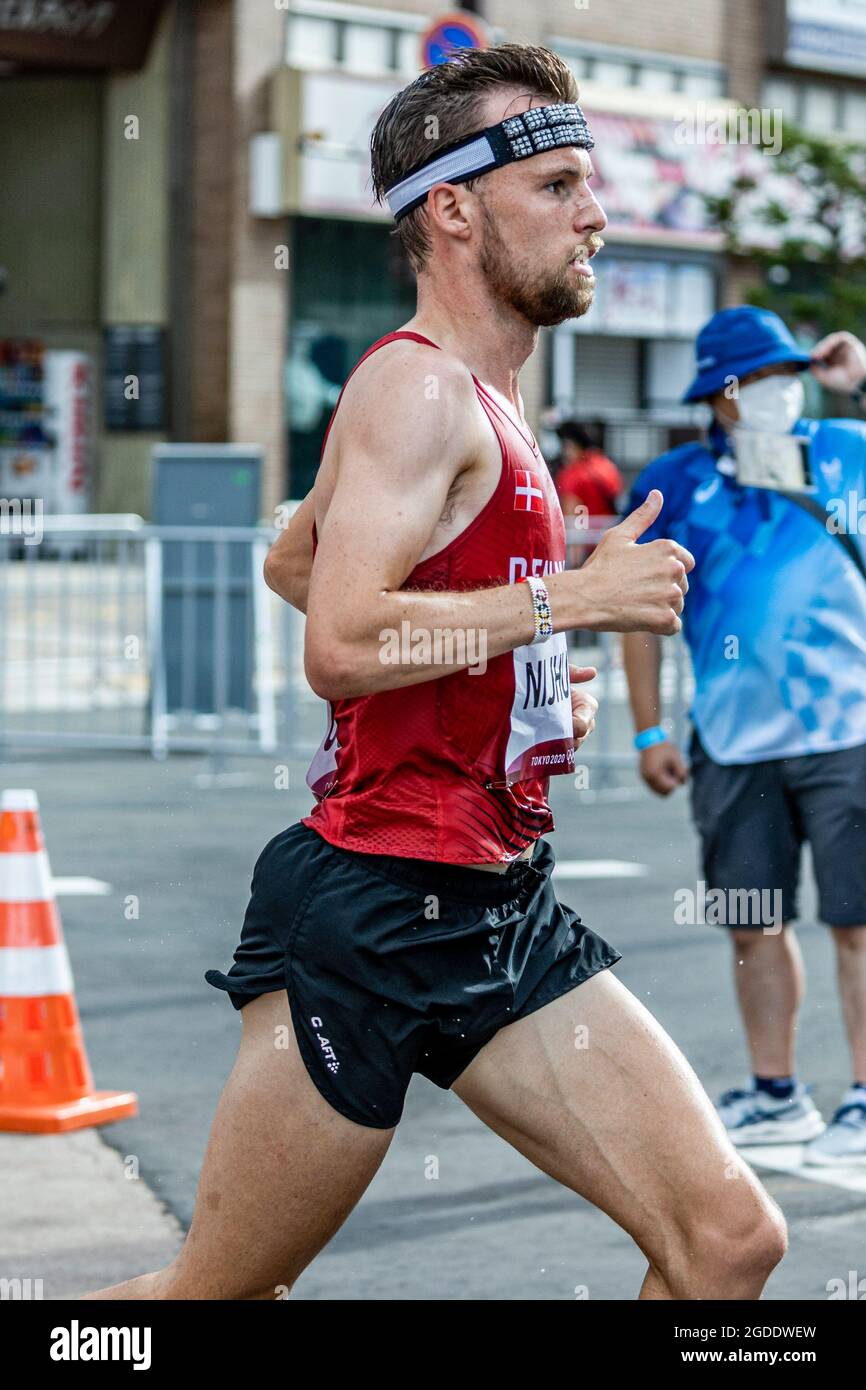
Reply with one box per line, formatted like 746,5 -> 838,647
513,468 -> 545,513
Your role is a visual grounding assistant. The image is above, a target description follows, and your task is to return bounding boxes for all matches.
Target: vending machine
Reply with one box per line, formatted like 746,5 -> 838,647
0,340 -> 93,514
44,350 -> 94,514
0,339 -> 52,506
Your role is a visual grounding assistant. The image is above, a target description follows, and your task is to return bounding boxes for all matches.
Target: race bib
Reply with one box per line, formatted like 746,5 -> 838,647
503,631 -> 575,785
305,703 -> 340,799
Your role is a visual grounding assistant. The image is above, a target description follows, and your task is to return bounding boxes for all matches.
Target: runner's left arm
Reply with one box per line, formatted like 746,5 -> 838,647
263,490 -> 315,614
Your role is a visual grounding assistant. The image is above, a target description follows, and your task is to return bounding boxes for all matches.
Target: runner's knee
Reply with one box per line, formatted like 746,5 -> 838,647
651,1182 -> 787,1297
714,1198 -> 787,1277
679,1191 -> 787,1289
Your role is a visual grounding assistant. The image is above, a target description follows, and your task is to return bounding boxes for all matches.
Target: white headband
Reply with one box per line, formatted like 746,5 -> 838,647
384,102 -> 595,221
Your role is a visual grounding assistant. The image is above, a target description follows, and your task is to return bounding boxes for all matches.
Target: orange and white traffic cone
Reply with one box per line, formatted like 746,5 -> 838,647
0,789 -> 138,1133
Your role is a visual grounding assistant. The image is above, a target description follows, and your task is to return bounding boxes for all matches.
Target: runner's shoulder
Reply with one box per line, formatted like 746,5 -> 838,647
339,334 -> 478,435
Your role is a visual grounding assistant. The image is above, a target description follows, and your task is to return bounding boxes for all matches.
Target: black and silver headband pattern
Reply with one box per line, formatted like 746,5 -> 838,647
383,102 -> 595,221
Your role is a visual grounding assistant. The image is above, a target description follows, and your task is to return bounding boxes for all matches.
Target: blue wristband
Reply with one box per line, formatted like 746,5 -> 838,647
634,725 -> 668,751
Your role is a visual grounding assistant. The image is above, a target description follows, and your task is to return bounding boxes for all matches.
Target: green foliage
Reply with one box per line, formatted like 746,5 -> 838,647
706,122 -> 866,339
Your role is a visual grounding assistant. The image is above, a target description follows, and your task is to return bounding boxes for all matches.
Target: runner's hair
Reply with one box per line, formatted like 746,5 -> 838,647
370,44 -> 579,272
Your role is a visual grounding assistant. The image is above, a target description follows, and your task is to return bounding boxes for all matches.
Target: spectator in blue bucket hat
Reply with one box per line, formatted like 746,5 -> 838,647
623,305 -> 866,1164
683,305 -> 812,403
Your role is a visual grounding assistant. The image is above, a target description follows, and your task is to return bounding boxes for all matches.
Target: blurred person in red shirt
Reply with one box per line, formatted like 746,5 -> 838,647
554,421 -> 624,568
555,420 -> 623,521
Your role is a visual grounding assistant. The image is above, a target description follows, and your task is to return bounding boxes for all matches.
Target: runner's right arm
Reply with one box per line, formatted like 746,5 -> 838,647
305,345 -> 694,701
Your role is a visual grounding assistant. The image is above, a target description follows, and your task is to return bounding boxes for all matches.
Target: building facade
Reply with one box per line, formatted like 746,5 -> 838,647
270,0 -> 766,496
2,0 -> 864,518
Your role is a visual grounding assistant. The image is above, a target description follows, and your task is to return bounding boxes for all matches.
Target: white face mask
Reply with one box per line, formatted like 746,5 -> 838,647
736,373 -> 805,434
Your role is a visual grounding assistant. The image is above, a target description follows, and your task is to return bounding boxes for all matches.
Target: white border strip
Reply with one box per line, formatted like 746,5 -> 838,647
1,789 -> 38,811
0,851 -> 53,903
0,944 -> 74,996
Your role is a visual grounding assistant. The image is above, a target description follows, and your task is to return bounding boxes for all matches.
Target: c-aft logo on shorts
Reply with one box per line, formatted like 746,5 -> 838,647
310,1016 -> 340,1074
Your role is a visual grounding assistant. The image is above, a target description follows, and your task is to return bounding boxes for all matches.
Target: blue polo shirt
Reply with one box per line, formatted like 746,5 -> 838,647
628,418 -> 866,764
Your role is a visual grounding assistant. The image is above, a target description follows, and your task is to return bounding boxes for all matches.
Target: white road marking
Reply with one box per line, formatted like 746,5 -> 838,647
553,860 -> 648,879
194,772 -> 259,789
51,877 -> 112,896
744,1145 -> 866,1194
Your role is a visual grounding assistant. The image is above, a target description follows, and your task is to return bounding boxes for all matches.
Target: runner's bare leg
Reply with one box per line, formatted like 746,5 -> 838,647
82,990 -> 394,1299
451,970 -> 787,1300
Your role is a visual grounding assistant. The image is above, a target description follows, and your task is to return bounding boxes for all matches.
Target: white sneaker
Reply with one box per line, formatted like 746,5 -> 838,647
804,1089 -> 866,1166
717,1081 -> 826,1146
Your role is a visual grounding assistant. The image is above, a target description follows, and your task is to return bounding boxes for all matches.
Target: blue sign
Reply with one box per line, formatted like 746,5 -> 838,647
420,13 -> 487,69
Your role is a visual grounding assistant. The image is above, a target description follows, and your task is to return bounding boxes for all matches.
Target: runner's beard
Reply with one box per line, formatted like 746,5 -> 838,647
479,206 -> 595,327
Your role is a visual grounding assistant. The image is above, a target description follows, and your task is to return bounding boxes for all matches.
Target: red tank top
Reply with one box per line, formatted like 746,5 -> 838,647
302,331 -> 575,864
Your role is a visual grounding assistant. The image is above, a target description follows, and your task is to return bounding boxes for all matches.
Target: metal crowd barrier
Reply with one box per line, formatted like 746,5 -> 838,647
0,516 -> 283,759
0,514 -> 693,784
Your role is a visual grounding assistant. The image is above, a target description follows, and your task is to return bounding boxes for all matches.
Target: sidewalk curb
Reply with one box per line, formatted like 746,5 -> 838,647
0,1129 -> 183,1300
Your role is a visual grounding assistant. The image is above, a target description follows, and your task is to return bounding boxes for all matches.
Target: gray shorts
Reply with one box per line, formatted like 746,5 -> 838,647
689,731 -> 866,928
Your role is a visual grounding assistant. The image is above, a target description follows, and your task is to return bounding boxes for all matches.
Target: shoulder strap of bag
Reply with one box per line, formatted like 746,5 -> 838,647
778,489 -> 866,585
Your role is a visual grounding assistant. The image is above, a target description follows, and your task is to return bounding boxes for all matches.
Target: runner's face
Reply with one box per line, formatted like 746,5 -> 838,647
473,95 -> 607,327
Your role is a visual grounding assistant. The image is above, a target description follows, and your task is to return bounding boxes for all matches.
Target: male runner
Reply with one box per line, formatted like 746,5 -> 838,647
86,44 -> 785,1301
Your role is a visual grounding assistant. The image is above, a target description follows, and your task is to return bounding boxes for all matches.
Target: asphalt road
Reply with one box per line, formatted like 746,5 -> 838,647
4,747 -> 865,1300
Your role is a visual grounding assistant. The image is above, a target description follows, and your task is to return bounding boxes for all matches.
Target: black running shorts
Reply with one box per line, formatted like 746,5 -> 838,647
206,822 -> 621,1129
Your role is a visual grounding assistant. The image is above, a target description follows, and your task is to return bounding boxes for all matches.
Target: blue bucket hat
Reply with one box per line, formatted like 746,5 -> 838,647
682,306 -> 812,404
